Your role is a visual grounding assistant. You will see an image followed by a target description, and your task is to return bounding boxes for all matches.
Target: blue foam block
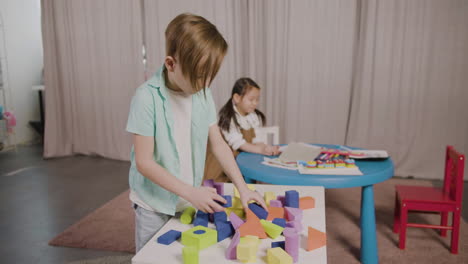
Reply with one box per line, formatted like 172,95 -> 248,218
272,218 -> 286,228
216,220 -> 234,242
193,210 -> 209,227
285,190 -> 299,208
271,241 -> 285,250
157,230 -> 181,245
248,203 -> 268,220
214,211 -> 227,223
218,195 -> 232,207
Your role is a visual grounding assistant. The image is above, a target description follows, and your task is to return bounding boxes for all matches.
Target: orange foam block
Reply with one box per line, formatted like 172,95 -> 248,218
299,196 -> 315,210
307,226 -> 326,251
239,209 -> 267,239
266,206 -> 285,221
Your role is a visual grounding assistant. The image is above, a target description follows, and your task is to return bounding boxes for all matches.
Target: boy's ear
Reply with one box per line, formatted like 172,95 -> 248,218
164,56 -> 176,72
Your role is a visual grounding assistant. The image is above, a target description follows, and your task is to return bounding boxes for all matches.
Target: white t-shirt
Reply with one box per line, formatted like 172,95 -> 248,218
130,88 -> 193,212
221,104 -> 262,150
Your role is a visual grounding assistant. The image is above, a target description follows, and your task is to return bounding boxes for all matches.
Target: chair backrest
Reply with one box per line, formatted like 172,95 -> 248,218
254,126 -> 280,145
443,145 -> 465,205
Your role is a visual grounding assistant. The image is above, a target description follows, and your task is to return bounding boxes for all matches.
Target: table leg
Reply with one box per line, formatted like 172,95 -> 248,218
361,185 -> 378,264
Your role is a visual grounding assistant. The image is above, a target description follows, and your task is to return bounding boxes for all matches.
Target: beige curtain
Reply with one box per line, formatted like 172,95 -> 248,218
346,0 -> 468,179
42,0 -> 144,160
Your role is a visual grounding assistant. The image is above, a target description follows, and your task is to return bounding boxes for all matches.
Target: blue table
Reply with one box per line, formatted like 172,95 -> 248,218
236,144 -> 394,264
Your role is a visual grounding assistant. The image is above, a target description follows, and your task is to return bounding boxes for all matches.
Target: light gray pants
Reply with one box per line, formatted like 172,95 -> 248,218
134,204 -> 171,252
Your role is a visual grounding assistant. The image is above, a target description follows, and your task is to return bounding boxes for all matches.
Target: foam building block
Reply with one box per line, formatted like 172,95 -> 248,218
231,197 -> 244,209
248,203 -> 268,220
264,191 -> 276,206
283,227 -> 299,262
202,179 -> 215,188
307,226 -> 327,251
237,235 -> 260,263
234,184 -> 256,198
266,206 -> 285,221
221,195 -> 232,207
239,209 -> 267,238
213,181 -> 224,195
267,247 -> 293,264
214,211 -> 227,223
181,207 -> 196,224
181,226 -> 217,250
183,246 -> 199,264
286,220 -> 303,232
226,207 -> 245,219
216,220 -> 234,242
299,196 -> 315,210
285,190 -> 299,208
284,207 -> 303,222
193,210 -> 209,227
225,231 -> 240,260
260,219 -> 284,239
269,199 -> 283,208
272,218 -> 286,228
229,212 -> 245,230
271,241 -> 286,250
157,230 -> 181,245
276,195 -> 285,205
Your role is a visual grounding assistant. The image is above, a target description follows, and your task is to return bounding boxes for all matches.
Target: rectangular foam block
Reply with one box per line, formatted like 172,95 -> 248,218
219,195 -> 232,207
229,212 -> 245,230
225,231 -> 240,260
267,247 -> 293,264
183,246 -> 199,264
214,211 -> 227,223
216,220 -> 234,242
269,199 -> 283,208
193,211 -> 209,227
248,203 -> 268,220
285,190 -> 299,208
157,229 -> 181,245
264,191 -> 276,206
271,241 -> 286,250
283,227 -> 299,262
272,218 -> 286,228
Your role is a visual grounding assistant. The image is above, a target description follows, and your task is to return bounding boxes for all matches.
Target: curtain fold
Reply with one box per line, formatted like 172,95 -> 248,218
346,0 -> 468,179
42,0 -> 144,160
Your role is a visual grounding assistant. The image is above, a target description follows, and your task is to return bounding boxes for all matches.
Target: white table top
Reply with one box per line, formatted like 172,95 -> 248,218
132,183 -> 326,264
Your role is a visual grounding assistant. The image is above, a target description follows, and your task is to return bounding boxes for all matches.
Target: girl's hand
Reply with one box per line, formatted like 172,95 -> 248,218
186,186 -> 226,213
263,145 -> 281,156
238,187 -> 268,211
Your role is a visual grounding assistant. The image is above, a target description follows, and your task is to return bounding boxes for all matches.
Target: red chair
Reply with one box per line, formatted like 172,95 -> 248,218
393,145 -> 465,254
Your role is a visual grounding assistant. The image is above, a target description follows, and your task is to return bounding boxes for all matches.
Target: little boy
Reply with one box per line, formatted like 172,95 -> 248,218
126,13 -> 267,252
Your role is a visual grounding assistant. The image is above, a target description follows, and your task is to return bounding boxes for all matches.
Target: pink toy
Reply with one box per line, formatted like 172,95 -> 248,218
270,199 -> 283,207
285,207 -> 303,222
225,231 -> 240,260
229,212 -> 245,230
284,227 -> 299,262
3,111 -> 16,133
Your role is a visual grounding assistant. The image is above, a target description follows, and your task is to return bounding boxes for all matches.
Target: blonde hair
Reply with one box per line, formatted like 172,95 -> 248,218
165,13 -> 228,92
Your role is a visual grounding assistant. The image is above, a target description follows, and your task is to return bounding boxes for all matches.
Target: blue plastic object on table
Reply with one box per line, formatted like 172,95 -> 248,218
236,144 -> 394,264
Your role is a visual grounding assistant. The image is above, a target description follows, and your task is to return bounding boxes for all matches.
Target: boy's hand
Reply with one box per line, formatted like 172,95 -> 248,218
238,187 -> 268,211
263,145 -> 281,156
186,186 -> 226,213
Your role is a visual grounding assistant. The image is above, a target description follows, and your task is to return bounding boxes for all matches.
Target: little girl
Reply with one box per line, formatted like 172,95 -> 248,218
204,77 -> 280,182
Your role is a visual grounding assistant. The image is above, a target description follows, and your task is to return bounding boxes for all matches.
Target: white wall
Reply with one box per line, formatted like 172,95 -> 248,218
0,0 -> 43,146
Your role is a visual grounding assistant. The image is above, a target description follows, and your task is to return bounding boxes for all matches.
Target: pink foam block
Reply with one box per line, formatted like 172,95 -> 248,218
285,207 -> 303,222
286,220 -> 303,232
229,212 -> 245,230
277,195 -> 285,205
269,199 -> 283,208
225,230 -> 240,260
213,182 -> 224,195
283,227 -> 299,262
202,179 -> 215,188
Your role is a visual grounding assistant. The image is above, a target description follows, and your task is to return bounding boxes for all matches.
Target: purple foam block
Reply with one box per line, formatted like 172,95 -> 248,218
269,199 -> 283,208
203,179 -> 215,188
156,230 -> 181,245
285,190 -> 299,208
272,218 -> 286,228
248,203 -> 268,220
284,227 -> 299,262
225,231 -> 240,260
213,182 -> 224,195
286,220 -> 303,232
285,207 -> 303,221
229,212 -> 245,230
277,195 -> 286,205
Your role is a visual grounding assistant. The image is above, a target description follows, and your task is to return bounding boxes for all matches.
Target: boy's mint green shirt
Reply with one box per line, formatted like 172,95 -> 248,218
126,66 -> 217,216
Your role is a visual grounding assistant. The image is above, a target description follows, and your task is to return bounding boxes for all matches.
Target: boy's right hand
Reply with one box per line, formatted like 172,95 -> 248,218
186,186 -> 226,213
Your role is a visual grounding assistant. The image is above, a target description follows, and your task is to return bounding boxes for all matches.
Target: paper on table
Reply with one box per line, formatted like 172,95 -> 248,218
338,146 -> 389,159
298,165 -> 363,175
279,142 -> 323,162
262,157 -> 298,170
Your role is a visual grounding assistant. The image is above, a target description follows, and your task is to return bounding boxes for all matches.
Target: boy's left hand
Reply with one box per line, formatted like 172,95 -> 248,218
238,187 -> 268,211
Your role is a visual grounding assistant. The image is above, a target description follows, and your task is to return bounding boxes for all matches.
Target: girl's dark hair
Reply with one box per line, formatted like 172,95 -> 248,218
218,77 -> 266,131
